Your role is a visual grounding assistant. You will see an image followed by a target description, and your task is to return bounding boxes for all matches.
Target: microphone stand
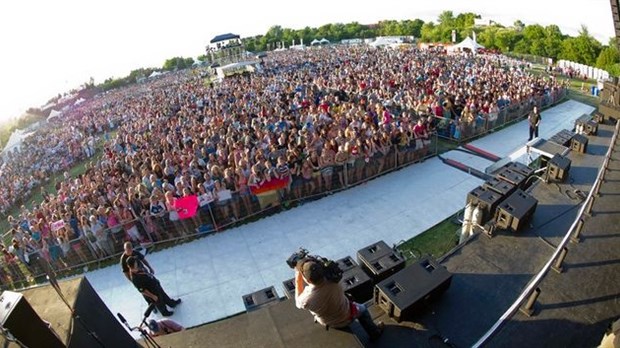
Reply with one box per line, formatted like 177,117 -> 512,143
117,304 -> 161,348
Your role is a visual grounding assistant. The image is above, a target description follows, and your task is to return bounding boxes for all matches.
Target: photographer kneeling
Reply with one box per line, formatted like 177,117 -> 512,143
294,258 -> 384,341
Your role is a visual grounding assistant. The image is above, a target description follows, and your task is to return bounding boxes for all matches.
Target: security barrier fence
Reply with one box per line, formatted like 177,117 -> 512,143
0,133 -> 438,290
436,88 -> 567,144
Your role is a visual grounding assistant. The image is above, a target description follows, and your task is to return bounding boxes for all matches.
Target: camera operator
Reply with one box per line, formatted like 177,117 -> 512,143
294,258 -> 384,341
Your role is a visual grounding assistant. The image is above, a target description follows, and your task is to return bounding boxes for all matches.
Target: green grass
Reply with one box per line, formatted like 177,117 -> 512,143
396,215 -> 461,264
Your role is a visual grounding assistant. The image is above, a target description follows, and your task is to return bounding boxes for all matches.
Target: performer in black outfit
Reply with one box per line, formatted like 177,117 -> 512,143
127,256 -> 181,316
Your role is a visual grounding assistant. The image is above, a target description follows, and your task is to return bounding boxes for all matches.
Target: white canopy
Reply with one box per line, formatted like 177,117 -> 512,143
47,109 -> 62,121
1,129 -> 35,157
310,39 -> 321,46
453,36 -> 484,51
370,36 -> 404,47
319,38 -> 330,44
149,71 -> 163,78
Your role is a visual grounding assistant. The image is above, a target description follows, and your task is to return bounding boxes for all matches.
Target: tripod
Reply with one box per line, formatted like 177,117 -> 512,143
117,306 -> 162,348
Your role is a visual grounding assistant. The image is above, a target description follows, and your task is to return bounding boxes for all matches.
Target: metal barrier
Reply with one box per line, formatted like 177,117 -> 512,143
436,88 -> 567,144
0,132 -> 439,290
472,117 -> 620,347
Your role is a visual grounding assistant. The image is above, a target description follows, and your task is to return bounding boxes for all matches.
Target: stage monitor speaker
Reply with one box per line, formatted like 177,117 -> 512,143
502,161 -> 534,178
592,111 -> 605,124
341,266 -> 374,303
483,177 -> 516,197
243,286 -> 280,312
374,256 -> 452,322
357,241 -> 393,266
586,120 -> 599,136
467,185 -> 507,224
575,114 -> 597,135
360,251 -> 405,283
282,278 -> 296,300
546,154 -> 571,182
0,291 -> 65,348
571,133 -> 588,153
496,167 -> 527,188
336,256 -> 358,272
494,189 -> 538,232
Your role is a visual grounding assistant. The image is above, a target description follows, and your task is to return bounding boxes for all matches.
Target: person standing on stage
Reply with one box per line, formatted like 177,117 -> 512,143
127,256 -> 181,317
528,106 -> 541,141
120,241 -> 154,281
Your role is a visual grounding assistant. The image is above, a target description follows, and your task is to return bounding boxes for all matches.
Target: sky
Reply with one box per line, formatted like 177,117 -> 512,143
0,0 -> 614,123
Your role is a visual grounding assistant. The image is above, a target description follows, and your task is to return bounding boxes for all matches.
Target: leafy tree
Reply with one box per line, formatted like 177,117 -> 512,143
420,22 -> 439,42
495,29 -> 519,52
544,25 -> 564,60
438,11 -> 455,27
596,46 -> 620,69
513,20 -> 525,32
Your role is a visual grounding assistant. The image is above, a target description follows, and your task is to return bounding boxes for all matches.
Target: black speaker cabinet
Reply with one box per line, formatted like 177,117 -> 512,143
592,112 -> 605,124
0,291 -> 65,348
467,186 -> 506,224
357,241 -> 393,266
361,252 -> 406,283
575,114 -> 597,135
586,120 -> 598,136
282,278 -> 296,300
374,257 -> 452,322
549,129 -> 574,147
341,266 -> 374,303
483,177 -> 516,197
243,286 -> 280,312
546,154 -> 571,182
502,162 -> 534,178
495,189 -> 538,232
575,114 -> 591,133
336,256 -> 358,272
496,167 -> 527,188
571,133 -> 588,153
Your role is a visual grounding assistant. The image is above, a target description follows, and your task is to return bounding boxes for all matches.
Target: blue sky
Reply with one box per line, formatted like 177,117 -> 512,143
0,0 -> 613,122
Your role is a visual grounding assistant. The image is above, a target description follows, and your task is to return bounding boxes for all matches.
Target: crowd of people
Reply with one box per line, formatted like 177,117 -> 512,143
0,45 -> 566,288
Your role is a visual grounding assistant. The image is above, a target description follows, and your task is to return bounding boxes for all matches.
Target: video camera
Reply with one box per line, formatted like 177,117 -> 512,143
286,248 -> 343,283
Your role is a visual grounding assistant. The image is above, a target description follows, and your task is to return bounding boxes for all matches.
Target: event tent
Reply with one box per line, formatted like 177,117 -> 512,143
47,109 -> 62,121
452,36 -> 484,51
310,39 -> 321,46
1,129 -> 35,157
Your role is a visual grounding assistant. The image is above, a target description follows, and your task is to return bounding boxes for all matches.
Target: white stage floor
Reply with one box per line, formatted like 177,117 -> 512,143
82,99 -> 594,334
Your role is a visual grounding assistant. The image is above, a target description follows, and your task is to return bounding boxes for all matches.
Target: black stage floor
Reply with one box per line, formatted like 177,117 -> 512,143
152,122 -> 620,348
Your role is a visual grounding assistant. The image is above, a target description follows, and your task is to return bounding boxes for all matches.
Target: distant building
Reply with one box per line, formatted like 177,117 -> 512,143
474,18 -> 496,27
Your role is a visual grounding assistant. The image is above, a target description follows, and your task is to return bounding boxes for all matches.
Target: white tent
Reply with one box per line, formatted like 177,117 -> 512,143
370,36 -> 405,48
319,38 -> 330,45
451,36 -> 484,52
47,109 -> 62,121
149,71 -> 163,78
310,39 -> 321,46
1,129 -> 35,157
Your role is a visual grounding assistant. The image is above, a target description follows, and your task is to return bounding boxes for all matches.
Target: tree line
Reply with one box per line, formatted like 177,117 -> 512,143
3,11 -> 618,147
241,11 -> 618,75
